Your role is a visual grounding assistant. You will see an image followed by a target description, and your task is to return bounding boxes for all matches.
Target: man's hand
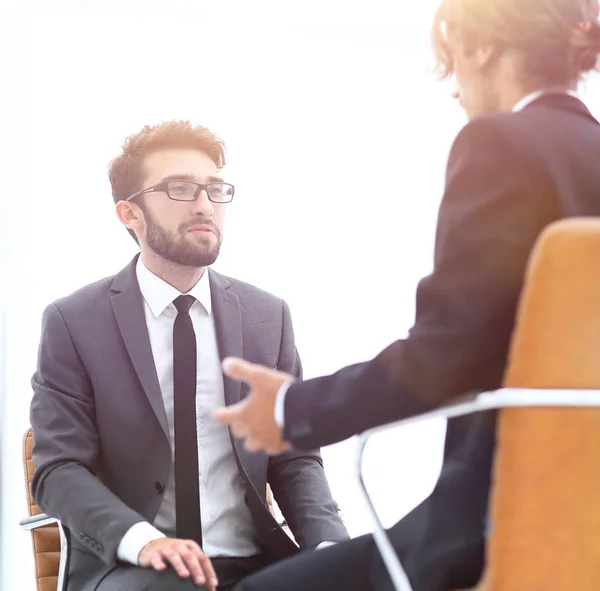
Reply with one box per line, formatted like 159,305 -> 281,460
212,357 -> 293,455
138,538 -> 218,590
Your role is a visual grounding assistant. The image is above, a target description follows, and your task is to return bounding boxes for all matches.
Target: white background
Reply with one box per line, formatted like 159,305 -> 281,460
1,1 -> 599,590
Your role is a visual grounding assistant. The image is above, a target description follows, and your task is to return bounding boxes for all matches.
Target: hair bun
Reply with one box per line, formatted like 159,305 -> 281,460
593,21 -> 600,47
574,20 -> 600,74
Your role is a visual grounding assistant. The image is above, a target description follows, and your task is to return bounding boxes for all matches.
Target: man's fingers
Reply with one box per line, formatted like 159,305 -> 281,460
149,553 -> 167,571
212,401 -> 245,425
229,419 -> 251,439
164,548 -> 191,579
266,441 -> 291,455
178,547 -> 206,586
244,436 -> 262,452
192,546 -> 219,590
141,539 -> 218,590
182,541 -> 218,590
222,357 -> 257,382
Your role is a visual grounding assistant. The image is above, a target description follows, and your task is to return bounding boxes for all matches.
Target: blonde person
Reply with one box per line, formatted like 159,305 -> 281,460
215,1 -> 600,589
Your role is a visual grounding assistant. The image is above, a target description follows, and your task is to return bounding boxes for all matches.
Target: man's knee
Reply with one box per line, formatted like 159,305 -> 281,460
140,569 -> 207,591
98,565 -> 207,591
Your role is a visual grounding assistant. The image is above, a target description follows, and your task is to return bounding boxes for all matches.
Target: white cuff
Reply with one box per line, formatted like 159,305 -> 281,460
117,521 -> 166,565
316,541 -> 337,550
274,380 -> 294,428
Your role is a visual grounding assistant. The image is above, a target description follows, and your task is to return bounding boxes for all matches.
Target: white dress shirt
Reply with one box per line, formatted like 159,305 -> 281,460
117,257 -> 260,564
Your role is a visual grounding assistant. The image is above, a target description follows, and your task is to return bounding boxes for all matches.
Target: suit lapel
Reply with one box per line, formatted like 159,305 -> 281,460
210,269 -> 243,406
209,270 -> 263,474
110,256 -> 170,440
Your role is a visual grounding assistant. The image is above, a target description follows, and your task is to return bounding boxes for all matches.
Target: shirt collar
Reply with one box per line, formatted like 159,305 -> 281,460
512,90 -> 578,113
136,256 -> 212,318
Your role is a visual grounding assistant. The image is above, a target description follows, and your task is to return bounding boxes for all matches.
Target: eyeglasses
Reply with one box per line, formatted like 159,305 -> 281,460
126,180 -> 235,204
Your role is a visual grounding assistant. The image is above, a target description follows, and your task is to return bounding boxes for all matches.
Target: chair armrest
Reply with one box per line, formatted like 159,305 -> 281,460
355,387 -> 600,591
19,512 -> 71,591
19,513 -> 60,530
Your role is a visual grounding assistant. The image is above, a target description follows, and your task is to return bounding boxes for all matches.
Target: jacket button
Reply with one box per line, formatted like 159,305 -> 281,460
155,481 -> 164,494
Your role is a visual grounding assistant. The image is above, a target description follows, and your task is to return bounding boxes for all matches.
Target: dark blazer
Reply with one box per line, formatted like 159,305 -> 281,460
281,94 -> 600,588
30,259 -> 348,590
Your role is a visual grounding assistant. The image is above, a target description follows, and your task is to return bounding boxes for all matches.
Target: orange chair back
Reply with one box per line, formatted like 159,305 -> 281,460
483,219 -> 600,589
24,429 -> 62,591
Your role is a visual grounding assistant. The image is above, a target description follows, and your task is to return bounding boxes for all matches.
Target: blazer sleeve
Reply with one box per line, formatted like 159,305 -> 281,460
30,303 -> 147,566
267,299 -> 349,548
283,116 -> 562,451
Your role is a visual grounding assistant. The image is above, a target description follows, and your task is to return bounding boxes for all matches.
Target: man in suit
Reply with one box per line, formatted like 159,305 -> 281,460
213,0 -> 600,589
30,120 -> 348,591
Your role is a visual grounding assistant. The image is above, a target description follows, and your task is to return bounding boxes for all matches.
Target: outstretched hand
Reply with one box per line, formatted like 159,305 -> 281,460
213,357 -> 293,455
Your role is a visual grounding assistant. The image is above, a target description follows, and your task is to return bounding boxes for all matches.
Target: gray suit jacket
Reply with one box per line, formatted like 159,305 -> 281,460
30,256 -> 348,588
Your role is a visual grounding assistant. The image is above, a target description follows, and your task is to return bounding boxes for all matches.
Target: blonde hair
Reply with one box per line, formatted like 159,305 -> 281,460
432,0 -> 600,88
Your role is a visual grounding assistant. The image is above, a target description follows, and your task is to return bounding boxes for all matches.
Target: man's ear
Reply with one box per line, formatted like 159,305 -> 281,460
115,200 -> 144,236
476,44 -> 501,71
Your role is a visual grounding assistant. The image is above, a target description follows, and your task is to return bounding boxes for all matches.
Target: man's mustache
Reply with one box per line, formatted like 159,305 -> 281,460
181,219 -> 221,238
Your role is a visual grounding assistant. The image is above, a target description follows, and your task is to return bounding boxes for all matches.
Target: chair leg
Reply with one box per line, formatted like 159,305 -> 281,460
57,522 -> 70,591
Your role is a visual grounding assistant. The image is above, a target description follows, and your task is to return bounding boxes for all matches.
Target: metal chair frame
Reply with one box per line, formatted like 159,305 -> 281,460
19,513 -> 70,591
355,387 -> 600,591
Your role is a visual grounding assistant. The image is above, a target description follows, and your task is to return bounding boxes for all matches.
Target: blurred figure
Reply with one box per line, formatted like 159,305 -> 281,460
30,121 -> 348,591
213,1 -> 600,589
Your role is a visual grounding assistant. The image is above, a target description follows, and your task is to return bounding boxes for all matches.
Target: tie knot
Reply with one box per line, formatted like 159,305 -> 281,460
173,295 -> 195,314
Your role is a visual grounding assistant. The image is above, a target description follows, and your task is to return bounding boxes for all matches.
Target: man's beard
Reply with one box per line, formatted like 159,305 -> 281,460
144,209 -> 222,268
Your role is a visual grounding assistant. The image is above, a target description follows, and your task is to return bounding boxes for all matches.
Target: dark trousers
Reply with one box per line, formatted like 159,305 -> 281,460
93,554 -> 270,591
233,530 -> 382,591
232,504 -> 485,591
232,423 -> 494,591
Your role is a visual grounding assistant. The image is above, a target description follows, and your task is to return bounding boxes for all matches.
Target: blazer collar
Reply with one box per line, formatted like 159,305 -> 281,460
522,92 -> 598,124
110,255 -> 170,439
209,269 -> 243,407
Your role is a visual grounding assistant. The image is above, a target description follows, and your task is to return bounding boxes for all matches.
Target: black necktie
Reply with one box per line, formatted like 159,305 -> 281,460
173,295 -> 202,545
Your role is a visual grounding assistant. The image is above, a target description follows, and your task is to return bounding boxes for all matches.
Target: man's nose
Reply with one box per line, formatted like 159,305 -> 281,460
191,189 -> 215,216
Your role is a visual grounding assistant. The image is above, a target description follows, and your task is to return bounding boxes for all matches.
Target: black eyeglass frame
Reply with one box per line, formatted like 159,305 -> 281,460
125,180 -> 235,203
